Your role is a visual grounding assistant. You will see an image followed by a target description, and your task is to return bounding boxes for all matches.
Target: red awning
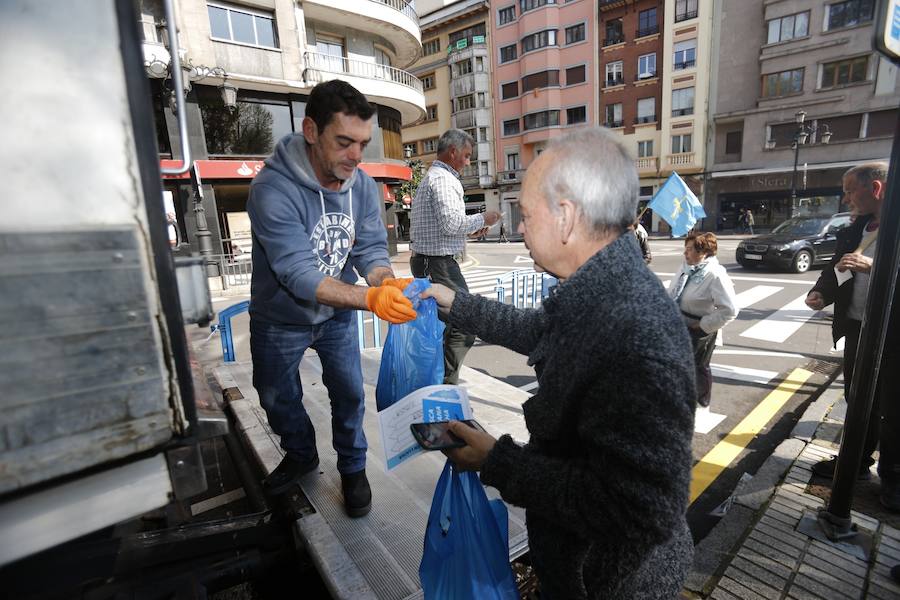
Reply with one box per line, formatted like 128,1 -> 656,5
160,159 -> 411,182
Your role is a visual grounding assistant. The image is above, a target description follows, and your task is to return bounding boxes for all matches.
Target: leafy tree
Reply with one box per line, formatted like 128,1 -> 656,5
395,158 -> 425,207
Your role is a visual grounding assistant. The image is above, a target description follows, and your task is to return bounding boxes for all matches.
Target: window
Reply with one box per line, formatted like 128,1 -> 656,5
502,81 -> 519,99
675,0 -> 698,22
421,72 -> 436,90
503,119 -> 521,135
500,44 -> 518,63
762,68 -> 804,97
637,8 -> 658,37
636,97 -> 655,123
673,40 -> 696,70
826,0 -> 875,30
520,0 -> 556,12
605,61 -> 624,86
604,103 -> 623,127
604,18 -> 623,45
199,90 -> 292,155
565,23 -> 585,44
425,105 -> 438,121
476,57 -> 484,72
767,12 -> 809,44
566,65 -> 586,85
521,29 -> 557,53
672,134 -> 693,153
456,59 -> 473,76
455,94 -> 475,111
208,2 -> 277,48
725,131 -> 743,155
818,114 -> 863,142
423,38 -> 441,55
449,23 -> 487,48
479,161 -> 488,176
868,109 -> 899,137
499,6 -> 516,25
315,38 -> 345,72
821,56 -> 868,88
638,53 -> 656,79
671,87 -> 694,116
522,70 -> 559,92
523,110 -> 560,130
477,92 -> 486,107
567,106 -> 587,124
637,140 -> 654,158
479,127 -> 488,141
506,152 -> 520,171
422,138 -> 439,153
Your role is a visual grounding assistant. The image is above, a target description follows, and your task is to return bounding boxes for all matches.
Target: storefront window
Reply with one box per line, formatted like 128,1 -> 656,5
199,87 -> 293,156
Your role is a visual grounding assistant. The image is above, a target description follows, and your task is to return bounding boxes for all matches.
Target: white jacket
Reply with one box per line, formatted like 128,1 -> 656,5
668,256 -> 739,334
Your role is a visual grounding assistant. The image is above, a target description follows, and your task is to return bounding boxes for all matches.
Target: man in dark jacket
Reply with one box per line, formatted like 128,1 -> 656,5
805,162 -> 899,510
423,127 -> 695,598
247,81 -> 417,515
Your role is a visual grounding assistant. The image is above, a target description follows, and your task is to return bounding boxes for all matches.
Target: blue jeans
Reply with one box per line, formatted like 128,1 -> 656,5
250,310 -> 367,475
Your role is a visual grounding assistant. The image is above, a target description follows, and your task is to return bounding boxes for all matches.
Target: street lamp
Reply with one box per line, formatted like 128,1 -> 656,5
766,110 -> 832,206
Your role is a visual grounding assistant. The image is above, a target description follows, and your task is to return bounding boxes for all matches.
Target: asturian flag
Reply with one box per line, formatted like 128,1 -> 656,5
647,172 -> 706,237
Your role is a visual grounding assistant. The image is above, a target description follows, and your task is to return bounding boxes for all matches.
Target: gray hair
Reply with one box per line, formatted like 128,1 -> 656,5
540,127 -> 639,235
437,129 -> 474,154
845,161 -> 889,188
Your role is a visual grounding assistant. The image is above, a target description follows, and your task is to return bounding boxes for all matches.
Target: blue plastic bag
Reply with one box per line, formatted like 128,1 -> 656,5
375,278 -> 445,412
420,460 -> 519,600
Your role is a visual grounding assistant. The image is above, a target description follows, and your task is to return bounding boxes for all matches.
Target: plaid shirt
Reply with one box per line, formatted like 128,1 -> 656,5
410,160 -> 485,256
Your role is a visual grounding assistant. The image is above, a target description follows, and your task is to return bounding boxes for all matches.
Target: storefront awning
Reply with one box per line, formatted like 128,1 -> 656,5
160,159 -> 411,182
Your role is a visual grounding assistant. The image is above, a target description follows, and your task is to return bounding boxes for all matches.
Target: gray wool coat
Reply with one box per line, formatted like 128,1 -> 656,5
448,233 -> 696,599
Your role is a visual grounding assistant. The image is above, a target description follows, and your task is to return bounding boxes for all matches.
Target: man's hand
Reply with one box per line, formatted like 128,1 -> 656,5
419,283 -> 456,315
441,421 -> 497,471
805,291 -> 825,311
365,286 -> 417,323
468,226 -> 489,239
381,277 -> 414,291
482,211 -> 502,226
836,253 -> 873,274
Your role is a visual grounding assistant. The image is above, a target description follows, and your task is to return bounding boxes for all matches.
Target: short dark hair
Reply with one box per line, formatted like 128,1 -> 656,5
305,80 -> 375,133
685,232 -> 718,256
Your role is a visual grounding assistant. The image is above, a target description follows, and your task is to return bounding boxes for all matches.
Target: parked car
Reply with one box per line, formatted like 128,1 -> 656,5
735,212 -> 852,273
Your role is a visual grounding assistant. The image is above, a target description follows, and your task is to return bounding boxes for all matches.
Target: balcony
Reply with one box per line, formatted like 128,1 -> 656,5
303,52 -> 425,124
447,36 -> 487,60
497,170 -> 524,184
634,116 -> 656,124
635,72 -> 657,82
604,76 -> 625,88
675,10 -> 698,23
674,59 -> 696,71
635,25 -> 659,38
303,0 -> 421,68
604,120 -> 624,128
602,36 -> 625,47
671,108 -> 694,117
635,157 -> 658,171
667,152 -> 695,166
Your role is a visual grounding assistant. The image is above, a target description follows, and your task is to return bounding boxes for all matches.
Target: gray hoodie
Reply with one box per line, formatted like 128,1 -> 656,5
247,133 -> 390,325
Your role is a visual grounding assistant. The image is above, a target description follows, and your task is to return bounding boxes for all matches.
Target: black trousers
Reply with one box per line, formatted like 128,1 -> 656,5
690,328 -> 717,408
842,320 -> 880,468
410,254 -> 476,385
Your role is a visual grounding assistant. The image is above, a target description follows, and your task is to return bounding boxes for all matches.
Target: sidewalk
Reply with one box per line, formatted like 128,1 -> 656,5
686,379 -> 900,599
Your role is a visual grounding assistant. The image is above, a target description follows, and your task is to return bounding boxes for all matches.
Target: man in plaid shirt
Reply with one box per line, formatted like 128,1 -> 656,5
410,129 -> 501,383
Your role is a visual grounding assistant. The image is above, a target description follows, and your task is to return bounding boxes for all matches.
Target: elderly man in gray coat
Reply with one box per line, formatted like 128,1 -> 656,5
422,127 -> 695,599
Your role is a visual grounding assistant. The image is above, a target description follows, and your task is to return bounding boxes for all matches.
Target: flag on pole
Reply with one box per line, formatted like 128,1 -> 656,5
647,172 -> 706,237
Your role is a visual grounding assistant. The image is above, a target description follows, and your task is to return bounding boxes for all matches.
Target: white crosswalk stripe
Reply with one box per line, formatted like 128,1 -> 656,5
739,293 -> 815,343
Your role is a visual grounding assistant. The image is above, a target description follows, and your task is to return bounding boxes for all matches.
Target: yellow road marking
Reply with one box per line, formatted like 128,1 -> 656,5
689,367 -> 814,504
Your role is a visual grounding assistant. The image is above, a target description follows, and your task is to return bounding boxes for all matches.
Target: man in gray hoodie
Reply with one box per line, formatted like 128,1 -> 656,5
247,80 -> 416,517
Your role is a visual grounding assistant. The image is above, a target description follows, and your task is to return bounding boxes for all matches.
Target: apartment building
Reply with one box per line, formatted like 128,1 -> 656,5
598,0 -> 664,223
401,0 -> 499,234
139,0 -> 425,260
490,0 -> 598,230
707,0 -> 897,230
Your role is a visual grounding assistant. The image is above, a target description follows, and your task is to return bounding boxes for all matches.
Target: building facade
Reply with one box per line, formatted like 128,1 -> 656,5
139,0 -> 425,264
490,0 -> 598,232
707,0 -> 897,230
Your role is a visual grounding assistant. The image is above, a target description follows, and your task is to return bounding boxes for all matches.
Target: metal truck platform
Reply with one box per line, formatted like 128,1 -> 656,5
214,349 -> 530,600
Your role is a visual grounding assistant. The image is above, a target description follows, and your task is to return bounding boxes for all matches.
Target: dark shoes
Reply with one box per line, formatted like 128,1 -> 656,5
810,457 -> 871,481
881,479 -> 900,513
341,469 -> 372,518
262,453 -> 319,495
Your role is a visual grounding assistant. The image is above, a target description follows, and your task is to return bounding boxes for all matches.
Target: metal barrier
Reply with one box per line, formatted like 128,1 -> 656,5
209,252 -> 252,290
495,269 -> 558,308
213,301 -> 386,363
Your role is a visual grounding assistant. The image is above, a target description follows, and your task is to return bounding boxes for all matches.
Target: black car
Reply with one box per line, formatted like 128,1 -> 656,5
735,213 -> 852,273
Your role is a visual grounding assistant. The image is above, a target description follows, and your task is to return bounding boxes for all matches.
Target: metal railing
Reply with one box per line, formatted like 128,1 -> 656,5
495,269 -> 558,308
604,76 -> 625,87
635,115 -> 656,124
604,120 -> 624,128
674,59 -> 696,70
602,36 -> 624,47
675,9 -> 698,22
303,52 -> 424,94
636,25 -> 659,38
371,0 -> 418,26
671,107 -> 694,117
209,252 -> 252,290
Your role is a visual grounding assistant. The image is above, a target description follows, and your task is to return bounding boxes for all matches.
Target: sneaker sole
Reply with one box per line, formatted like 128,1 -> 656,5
346,501 -> 372,518
262,457 -> 319,496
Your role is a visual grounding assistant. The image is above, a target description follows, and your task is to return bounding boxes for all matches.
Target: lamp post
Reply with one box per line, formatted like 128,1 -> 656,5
766,110 -> 832,212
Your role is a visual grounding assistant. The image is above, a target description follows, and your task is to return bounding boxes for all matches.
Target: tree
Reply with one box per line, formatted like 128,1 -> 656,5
395,158 -> 425,207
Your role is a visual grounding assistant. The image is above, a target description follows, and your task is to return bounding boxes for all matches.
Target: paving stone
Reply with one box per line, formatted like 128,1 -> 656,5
754,521 -> 809,551
775,488 -> 824,510
797,563 -> 861,598
872,561 -> 900,582
882,524 -> 900,540
867,581 -> 900,600
875,541 -> 900,563
879,532 -> 900,551
868,572 -> 900,597
785,582 -> 829,600
725,562 -> 786,599
791,573 -> 856,600
685,504 -> 756,593
709,588 -> 741,600
807,540 -> 869,578
716,575 -> 771,600
770,497 -> 806,519
744,536 -> 800,570
848,510 -> 879,532
803,553 -> 866,585
736,547 -> 794,580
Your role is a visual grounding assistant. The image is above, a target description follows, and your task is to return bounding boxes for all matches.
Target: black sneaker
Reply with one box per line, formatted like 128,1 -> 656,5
341,469 -> 372,518
262,453 -> 319,495
881,480 -> 900,513
891,564 -> 900,584
810,457 -> 871,481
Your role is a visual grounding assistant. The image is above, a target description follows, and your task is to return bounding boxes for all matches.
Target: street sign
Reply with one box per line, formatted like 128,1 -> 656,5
874,0 -> 900,63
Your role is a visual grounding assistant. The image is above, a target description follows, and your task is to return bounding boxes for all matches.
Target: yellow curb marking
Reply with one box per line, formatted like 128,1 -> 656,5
690,367 -> 815,504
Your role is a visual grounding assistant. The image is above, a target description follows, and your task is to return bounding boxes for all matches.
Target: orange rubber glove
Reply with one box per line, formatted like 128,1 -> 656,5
381,277 -> 414,291
365,285 -> 417,324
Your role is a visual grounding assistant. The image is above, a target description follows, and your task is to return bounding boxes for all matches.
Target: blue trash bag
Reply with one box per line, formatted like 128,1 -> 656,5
420,460 -> 519,600
375,278 -> 445,412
